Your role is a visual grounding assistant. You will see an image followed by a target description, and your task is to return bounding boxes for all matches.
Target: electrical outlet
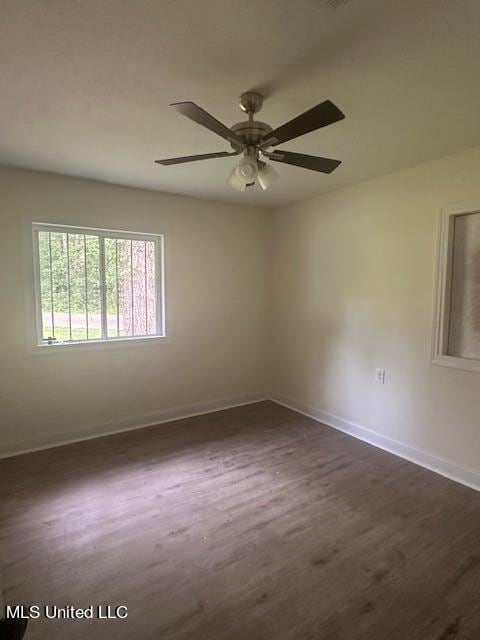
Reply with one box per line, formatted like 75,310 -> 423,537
375,368 -> 385,384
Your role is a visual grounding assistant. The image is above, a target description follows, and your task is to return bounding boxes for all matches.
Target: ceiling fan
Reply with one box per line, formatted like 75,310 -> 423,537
155,92 -> 345,192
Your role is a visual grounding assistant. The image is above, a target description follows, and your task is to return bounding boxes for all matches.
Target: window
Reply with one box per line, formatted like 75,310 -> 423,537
33,224 -> 165,345
433,203 -> 480,371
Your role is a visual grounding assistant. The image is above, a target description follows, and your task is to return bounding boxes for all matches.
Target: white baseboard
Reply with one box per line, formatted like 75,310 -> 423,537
0,392 -> 268,460
269,394 -> 480,493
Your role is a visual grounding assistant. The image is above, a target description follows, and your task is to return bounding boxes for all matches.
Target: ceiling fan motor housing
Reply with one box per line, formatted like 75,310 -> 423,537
229,91 -> 272,151
230,121 -> 272,149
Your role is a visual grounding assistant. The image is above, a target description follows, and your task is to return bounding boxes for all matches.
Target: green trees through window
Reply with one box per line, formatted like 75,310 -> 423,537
37,227 -> 160,343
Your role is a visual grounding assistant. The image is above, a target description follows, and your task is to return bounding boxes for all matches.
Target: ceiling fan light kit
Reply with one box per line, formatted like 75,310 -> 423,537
227,167 -> 246,192
155,91 -> 345,192
257,162 -> 279,191
227,157 -> 279,192
237,155 -> 259,182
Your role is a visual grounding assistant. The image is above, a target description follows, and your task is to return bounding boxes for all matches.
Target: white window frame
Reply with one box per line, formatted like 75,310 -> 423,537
432,201 -> 480,373
32,222 -> 166,347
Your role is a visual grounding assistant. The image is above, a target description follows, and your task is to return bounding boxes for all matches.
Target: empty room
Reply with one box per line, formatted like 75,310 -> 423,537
1,1 -> 480,639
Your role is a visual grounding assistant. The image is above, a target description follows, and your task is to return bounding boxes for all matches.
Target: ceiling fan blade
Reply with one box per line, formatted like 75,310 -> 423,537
171,102 -> 243,147
267,150 -> 341,174
155,151 -> 239,166
262,100 -> 344,146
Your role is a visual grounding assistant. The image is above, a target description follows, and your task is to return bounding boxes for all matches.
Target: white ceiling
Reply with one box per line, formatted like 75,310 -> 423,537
1,0 -> 480,208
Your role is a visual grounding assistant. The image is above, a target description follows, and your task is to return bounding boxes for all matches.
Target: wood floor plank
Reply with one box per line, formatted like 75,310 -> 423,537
1,401 -> 479,639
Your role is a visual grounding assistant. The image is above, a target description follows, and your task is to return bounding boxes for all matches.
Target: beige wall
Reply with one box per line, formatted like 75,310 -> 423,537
270,146 -> 480,473
0,166 -> 269,456
2,146 -> 480,479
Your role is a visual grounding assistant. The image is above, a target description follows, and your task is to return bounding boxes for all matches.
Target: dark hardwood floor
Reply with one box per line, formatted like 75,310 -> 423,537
1,401 -> 479,640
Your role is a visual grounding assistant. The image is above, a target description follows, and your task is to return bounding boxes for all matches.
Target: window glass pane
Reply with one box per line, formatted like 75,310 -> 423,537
132,240 -> 146,336
38,231 -> 52,340
50,232 -> 68,340
36,227 -> 160,344
38,231 -> 100,342
447,212 -> 480,359
146,241 -> 156,335
110,238 -> 157,338
116,238 -> 133,337
104,237 -> 121,338
39,231 -> 68,341
84,235 -> 101,339
69,233 -> 91,340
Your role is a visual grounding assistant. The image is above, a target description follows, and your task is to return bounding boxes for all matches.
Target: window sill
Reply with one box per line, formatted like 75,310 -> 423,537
433,354 -> 480,373
33,334 -> 170,353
